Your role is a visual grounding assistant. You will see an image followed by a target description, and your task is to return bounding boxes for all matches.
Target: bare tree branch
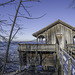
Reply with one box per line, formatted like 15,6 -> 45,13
21,3 -> 31,17
0,20 -> 7,22
69,0 -> 75,8
17,13 -> 46,19
22,0 -> 40,2
0,0 -> 15,6
11,27 -> 21,40
0,35 -> 7,41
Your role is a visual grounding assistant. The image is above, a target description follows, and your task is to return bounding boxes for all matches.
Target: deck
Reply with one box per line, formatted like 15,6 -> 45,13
17,43 -> 75,75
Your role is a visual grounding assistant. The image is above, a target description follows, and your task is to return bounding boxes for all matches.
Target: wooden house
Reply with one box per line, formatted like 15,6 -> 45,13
18,19 -> 75,71
33,19 -> 75,49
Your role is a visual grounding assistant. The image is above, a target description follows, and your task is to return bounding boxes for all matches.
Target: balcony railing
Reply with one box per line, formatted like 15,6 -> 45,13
66,44 -> 75,59
18,44 -> 56,52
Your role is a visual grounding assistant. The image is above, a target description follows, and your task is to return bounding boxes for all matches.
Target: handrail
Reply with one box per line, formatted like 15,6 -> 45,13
18,44 -> 56,52
57,45 -> 75,75
65,44 -> 75,59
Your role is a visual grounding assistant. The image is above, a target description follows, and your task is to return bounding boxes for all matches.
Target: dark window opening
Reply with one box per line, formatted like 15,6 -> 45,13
73,36 -> 75,44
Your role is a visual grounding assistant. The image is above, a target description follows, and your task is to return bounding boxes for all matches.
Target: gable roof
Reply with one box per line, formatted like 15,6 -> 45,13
32,19 -> 75,37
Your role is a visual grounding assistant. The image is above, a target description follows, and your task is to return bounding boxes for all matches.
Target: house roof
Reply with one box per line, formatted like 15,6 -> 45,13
32,19 -> 75,37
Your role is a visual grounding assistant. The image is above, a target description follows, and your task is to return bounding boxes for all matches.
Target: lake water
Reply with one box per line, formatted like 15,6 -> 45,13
0,42 -> 19,72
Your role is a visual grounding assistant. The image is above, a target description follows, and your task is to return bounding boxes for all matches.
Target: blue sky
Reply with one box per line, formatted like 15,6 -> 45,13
0,0 -> 75,41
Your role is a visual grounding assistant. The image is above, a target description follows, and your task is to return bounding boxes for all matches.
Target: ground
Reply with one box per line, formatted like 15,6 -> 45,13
3,70 -> 57,75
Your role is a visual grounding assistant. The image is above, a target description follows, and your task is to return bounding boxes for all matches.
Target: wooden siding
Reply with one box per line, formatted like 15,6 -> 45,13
39,24 -> 74,49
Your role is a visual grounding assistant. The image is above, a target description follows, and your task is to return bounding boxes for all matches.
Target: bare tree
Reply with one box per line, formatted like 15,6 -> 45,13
0,0 -> 45,74
69,0 -> 75,8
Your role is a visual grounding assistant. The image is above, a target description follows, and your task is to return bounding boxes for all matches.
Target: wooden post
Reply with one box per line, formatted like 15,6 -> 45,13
56,44 -> 59,75
71,48 -> 72,57
35,37 -> 38,73
27,54 -> 29,65
68,48 -> 70,55
19,51 -> 21,72
58,46 -> 60,61
40,52 -> 42,65
68,58 -> 72,75
56,44 -> 58,59
61,50 -> 64,75
58,46 -> 61,75
53,52 -> 56,60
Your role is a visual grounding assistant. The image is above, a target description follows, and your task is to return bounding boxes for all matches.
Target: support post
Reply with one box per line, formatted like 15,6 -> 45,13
19,51 -> 21,72
56,44 -> 59,75
61,50 -> 64,75
35,37 -> 38,73
27,55 -> 29,65
58,47 -> 60,61
56,44 -> 58,59
71,48 -> 72,57
53,52 -> 56,60
40,52 -> 42,65
58,47 -> 61,75
68,58 -> 72,75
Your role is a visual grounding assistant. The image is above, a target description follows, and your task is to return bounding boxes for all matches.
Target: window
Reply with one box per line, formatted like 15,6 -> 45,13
73,36 -> 75,44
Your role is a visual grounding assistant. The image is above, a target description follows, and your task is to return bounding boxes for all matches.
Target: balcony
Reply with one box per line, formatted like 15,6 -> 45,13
18,44 -> 56,52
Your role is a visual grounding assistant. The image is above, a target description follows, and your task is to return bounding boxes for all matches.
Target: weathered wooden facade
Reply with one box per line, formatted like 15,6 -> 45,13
33,19 -> 75,49
18,19 -> 75,72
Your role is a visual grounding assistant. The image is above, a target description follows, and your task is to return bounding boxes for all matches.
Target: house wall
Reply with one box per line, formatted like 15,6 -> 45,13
40,24 -> 74,49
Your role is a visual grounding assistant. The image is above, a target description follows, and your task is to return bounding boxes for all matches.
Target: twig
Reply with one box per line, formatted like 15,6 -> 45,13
69,0 -> 75,8
0,0 -> 15,6
9,17 -> 14,22
0,20 -> 7,22
17,13 -> 46,19
21,3 -> 31,17
0,35 -> 7,41
22,0 -> 40,2
11,27 -> 21,40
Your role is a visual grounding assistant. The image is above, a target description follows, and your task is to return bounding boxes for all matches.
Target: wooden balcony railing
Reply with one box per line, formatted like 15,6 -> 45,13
66,44 -> 75,59
18,44 -> 56,52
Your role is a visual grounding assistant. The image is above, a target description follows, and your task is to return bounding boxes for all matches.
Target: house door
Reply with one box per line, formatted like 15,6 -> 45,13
56,34 -> 62,48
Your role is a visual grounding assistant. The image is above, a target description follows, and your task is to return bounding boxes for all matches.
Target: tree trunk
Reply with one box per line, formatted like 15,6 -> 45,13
1,0 -> 22,75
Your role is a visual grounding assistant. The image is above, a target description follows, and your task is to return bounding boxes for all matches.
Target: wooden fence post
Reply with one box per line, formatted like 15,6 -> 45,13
68,58 -> 72,75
